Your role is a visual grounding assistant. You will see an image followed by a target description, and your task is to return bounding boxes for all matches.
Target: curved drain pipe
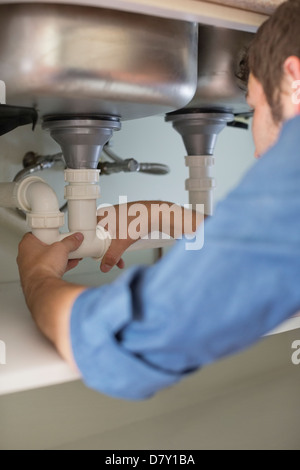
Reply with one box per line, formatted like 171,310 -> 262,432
0,170 -> 111,260
0,170 -> 176,260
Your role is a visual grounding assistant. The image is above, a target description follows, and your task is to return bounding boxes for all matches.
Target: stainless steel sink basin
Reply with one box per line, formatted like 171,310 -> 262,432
186,24 -> 254,114
0,3 -> 198,120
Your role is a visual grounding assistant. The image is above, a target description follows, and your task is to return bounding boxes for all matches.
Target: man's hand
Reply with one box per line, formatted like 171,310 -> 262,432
97,201 -> 203,273
97,203 -> 146,273
17,232 -> 84,290
17,232 -> 87,365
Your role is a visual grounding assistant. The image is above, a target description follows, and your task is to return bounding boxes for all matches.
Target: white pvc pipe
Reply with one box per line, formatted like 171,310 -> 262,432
59,228 -> 111,260
0,170 -> 178,260
32,228 -> 60,245
62,169 -> 111,259
24,181 -> 60,213
68,199 -> 97,232
185,155 -> 215,216
0,173 -> 111,260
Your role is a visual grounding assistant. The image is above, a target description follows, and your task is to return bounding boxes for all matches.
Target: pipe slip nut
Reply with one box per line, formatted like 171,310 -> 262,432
185,178 -> 216,191
64,184 -> 100,200
64,169 -> 100,183
27,211 -> 65,229
185,155 -> 215,167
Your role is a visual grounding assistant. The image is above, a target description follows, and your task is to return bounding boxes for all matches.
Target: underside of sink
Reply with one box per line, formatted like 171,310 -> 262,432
185,24 -> 254,114
0,3 -> 198,120
0,3 -> 253,127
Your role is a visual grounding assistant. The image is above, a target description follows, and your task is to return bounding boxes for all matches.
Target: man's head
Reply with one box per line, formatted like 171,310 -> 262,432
244,0 -> 300,157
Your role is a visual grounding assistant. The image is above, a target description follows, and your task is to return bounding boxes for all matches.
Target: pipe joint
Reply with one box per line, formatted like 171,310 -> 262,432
0,170 -> 111,260
64,169 -> 100,201
185,154 -> 216,216
16,176 -> 60,213
27,211 -> 65,230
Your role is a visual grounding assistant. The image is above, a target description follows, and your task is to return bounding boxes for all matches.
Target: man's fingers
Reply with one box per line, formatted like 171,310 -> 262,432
100,239 -> 131,273
116,258 -> 125,269
60,233 -> 84,253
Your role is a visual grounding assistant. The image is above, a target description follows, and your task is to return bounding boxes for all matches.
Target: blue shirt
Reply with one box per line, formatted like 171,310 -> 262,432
71,115 -> 300,400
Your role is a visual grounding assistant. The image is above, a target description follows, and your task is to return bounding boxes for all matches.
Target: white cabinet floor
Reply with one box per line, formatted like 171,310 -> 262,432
1,328 -> 299,450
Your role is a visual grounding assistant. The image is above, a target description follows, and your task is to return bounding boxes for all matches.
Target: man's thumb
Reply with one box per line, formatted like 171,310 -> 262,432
61,232 -> 84,253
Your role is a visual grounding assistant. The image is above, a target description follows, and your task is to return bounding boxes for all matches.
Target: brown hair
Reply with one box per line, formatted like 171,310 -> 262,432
241,0 -> 300,122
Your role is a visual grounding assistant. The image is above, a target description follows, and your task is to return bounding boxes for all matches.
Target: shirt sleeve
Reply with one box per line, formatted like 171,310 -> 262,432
70,115 -> 300,400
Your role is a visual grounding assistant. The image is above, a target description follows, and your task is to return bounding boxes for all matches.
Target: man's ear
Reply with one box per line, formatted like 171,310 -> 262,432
284,56 -> 300,81
283,56 -> 300,112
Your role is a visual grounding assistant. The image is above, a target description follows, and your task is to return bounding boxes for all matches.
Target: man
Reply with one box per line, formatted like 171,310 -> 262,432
17,0 -> 300,399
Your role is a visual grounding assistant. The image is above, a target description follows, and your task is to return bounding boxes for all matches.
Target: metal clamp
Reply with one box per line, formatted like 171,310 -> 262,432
100,145 -> 170,175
